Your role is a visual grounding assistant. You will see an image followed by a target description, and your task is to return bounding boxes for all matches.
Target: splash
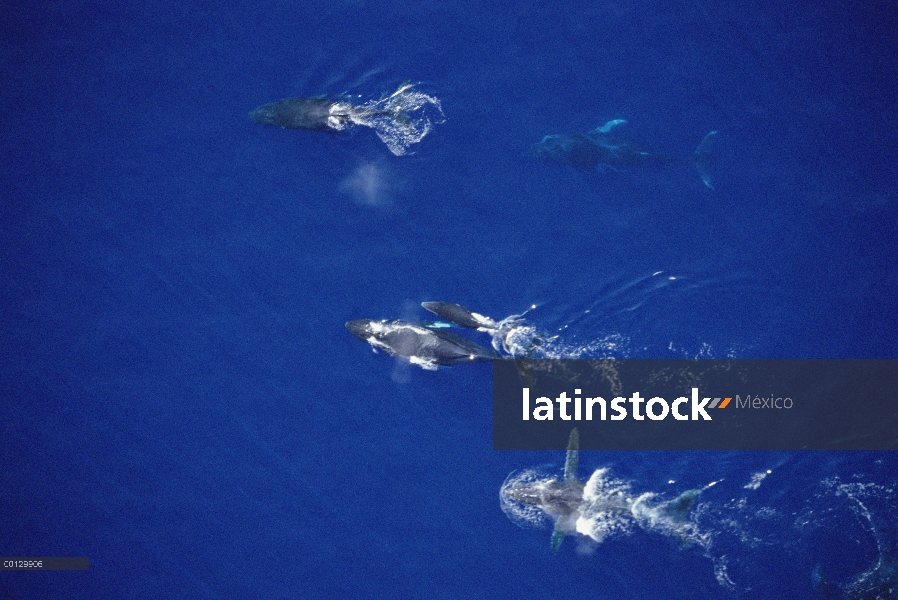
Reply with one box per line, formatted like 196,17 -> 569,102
482,306 -> 629,360
743,470 -> 772,490
480,271 -> 742,360
489,311 -> 546,357
251,83 -> 444,156
345,82 -> 445,156
574,468 -> 637,543
501,465 -> 705,547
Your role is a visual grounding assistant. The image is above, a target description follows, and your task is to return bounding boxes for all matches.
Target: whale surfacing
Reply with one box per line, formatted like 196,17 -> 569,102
502,428 -> 704,552
421,301 -> 499,331
502,429 -> 586,553
346,318 -> 500,370
250,82 -> 445,156
421,301 -> 542,357
250,96 -> 364,132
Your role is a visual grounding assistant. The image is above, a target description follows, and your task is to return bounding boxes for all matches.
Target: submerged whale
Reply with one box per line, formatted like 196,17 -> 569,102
502,428 -> 702,552
533,119 -> 718,189
813,554 -> 898,600
346,318 -> 500,370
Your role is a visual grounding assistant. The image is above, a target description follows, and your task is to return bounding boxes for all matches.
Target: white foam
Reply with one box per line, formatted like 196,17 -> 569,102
408,355 -> 438,371
349,84 -> 445,156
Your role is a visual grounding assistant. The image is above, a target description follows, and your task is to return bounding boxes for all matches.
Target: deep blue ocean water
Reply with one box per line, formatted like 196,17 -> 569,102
2,0 -> 897,598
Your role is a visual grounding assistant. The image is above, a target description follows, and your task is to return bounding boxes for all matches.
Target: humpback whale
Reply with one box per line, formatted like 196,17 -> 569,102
502,428 -> 702,552
421,301 -> 542,357
250,82 -> 444,156
533,120 -> 718,189
250,96 -> 395,132
502,429 -> 585,552
421,301 -> 500,332
345,319 -> 500,370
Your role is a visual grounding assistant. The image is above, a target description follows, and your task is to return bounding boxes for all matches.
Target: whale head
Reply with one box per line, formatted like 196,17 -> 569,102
345,319 -> 376,340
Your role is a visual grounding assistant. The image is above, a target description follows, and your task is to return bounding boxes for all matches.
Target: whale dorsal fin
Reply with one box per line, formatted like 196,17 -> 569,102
594,119 -> 627,134
563,428 -> 579,481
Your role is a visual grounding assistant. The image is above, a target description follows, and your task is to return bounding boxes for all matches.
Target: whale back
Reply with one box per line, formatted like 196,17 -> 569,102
250,97 -> 346,131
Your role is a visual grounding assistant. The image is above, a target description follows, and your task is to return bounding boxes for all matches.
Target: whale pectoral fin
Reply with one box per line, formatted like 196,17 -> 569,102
550,524 -> 566,553
594,119 -> 627,134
